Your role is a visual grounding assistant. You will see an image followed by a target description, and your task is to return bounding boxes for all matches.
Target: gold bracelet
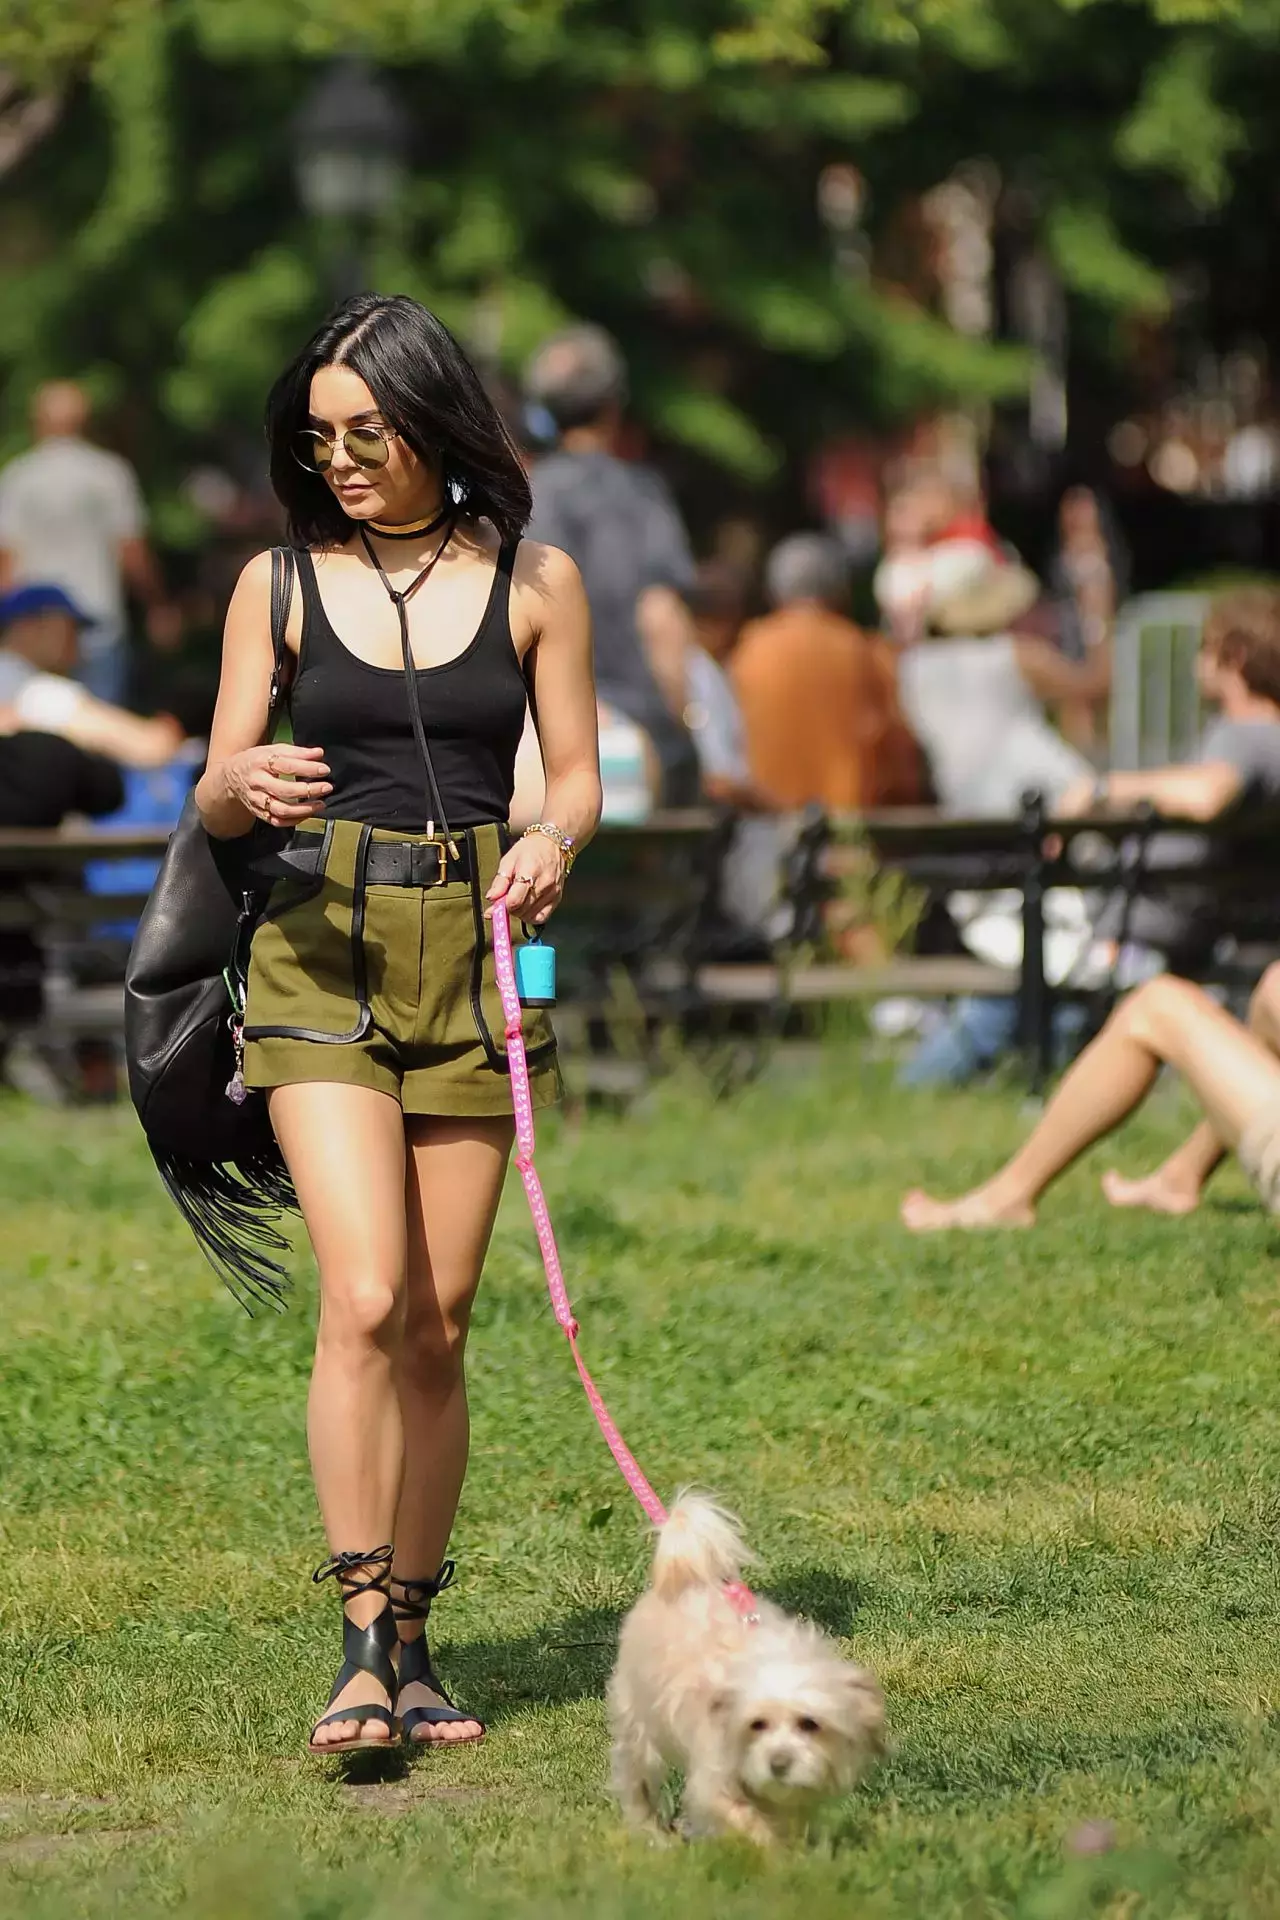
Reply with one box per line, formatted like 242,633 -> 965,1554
523,820 -> 576,874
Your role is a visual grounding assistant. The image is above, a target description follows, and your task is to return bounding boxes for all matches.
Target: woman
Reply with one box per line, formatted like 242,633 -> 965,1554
892,539 -> 1111,1085
901,967 -> 1280,1231
195,295 -> 601,1754
893,539 -> 1107,817
1048,485 -> 1127,754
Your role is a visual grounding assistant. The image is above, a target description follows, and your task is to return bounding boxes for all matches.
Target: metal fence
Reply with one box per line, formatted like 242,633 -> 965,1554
1108,591 -> 1210,770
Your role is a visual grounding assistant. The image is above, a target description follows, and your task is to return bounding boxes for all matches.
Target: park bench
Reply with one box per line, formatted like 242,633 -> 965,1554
3,801 -> 1277,1100
0,817 -> 741,1097
705,799 -> 1280,1090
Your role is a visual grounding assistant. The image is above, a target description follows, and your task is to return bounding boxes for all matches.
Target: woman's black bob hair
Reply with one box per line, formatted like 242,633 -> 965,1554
265,294 -> 532,549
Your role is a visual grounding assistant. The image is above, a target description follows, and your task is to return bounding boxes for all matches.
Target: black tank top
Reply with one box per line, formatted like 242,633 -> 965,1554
289,543 -> 528,832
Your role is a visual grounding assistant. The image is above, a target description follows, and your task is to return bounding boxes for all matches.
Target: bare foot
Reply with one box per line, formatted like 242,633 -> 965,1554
398,1672 -> 485,1746
1101,1168 -> 1200,1216
900,1185 -> 1036,1232
310,1666 -> 394,1748
395,1638 -> 484,1745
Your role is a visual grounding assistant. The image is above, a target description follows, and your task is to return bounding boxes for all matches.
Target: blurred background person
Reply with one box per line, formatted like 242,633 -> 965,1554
732,531 -> 924,811
0,727 -> 126,1097
1048,484 -> 1128,755
684,559 -> 770,814
0,380 -> 180,706
893,540 -> 1108,1088
523,326 -> 701,806
0,583 -> 187,770
895,539 -> 1108,817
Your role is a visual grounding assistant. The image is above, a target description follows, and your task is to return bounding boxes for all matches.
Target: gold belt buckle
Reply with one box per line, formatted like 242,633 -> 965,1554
407,840 -> 450,887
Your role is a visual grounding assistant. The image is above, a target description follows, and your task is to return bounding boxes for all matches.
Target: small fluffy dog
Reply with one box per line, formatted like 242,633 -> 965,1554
608,1496 -> 885,1845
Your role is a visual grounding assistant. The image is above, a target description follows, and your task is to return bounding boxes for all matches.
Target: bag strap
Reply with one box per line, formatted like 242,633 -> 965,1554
268,546 -> 296,725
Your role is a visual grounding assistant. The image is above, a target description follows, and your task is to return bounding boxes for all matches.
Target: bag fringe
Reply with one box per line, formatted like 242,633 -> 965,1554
151,1146 -> 299,1313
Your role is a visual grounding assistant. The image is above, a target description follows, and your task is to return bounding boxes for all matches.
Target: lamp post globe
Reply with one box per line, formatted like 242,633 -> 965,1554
292,56 -> 409,221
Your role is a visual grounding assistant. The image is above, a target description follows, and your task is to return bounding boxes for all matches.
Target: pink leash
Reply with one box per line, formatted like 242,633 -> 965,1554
491,900 -> 669,1531
491,901 -> 758,1622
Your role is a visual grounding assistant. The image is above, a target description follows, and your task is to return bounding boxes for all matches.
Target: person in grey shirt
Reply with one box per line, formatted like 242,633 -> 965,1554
523,327 -> 700,805
0,382 -> 179,705
1056,588 -> 1280,967
1060,590 -> 1280,822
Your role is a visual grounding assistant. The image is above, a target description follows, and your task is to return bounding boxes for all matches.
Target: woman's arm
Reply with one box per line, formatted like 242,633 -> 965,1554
11,677 -> 185,770
194,550 -> 331,839
490,543 -> 602,925
1058,761 -> 1242,822
1013,632 -> 1111,706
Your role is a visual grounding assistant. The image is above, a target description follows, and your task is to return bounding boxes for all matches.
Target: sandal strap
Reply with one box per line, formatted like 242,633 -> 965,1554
397,1632 -> 450,1697
390,1558 -> 455,1623
313,1543 -> 394,1602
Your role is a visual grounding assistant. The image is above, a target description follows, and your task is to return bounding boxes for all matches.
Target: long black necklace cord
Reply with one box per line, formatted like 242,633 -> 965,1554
359,520 -> 460,855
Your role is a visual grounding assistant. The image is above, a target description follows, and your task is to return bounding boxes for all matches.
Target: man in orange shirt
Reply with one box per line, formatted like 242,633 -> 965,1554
730,533 -> 922,810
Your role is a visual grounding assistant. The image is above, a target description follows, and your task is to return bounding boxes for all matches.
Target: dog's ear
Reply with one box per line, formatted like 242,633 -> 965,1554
842,1669 -> 887,1745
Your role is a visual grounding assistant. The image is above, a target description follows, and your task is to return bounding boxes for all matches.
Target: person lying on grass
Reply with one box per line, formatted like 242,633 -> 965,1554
902,965 -> 1280,1231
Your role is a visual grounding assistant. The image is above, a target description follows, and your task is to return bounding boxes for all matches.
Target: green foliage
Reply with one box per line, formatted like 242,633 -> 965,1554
1117,36 -> 1246,205
1,0 -> 1277,511
1047,203 -> 1170,315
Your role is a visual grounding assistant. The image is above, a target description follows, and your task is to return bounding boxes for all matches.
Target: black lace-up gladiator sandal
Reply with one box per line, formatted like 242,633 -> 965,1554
391,1560 -> 487,1747
307,1545 -> 399,1756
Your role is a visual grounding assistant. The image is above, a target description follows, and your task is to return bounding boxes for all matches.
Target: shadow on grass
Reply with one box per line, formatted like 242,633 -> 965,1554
438,1605 -> 623,1724
766,1565 -> 868,1636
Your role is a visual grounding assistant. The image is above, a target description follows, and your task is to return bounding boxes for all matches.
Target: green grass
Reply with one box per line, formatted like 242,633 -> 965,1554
4,1050 -> 1280,1917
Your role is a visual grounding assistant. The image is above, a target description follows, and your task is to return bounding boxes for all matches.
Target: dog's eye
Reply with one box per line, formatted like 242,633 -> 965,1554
797,1716 -> 821,1734
749,1717 -> 769,1733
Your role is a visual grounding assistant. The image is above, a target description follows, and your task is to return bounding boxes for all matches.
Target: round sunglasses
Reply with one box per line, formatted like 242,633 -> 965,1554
293,425 -> 398,474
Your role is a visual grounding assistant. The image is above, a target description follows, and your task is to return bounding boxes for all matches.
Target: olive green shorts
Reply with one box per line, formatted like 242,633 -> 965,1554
243,818 -> 560,1117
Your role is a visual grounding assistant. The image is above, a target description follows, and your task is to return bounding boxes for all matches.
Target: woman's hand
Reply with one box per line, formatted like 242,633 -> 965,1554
486,830 -> 565,926
221,743 -> 332,827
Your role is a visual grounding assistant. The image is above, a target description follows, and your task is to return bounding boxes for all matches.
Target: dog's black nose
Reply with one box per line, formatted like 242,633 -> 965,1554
770,1754 -> 790,1779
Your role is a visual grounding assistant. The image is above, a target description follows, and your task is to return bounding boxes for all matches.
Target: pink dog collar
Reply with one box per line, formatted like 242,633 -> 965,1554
722,1580 -> 761,1623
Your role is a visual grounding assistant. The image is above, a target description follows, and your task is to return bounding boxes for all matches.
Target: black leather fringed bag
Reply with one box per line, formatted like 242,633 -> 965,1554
125,548 -> 298,1310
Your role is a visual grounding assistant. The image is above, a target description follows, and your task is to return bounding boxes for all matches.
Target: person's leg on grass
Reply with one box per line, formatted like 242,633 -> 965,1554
1103,962 -> 1280,1215
392,1114 -> 514,1745
902,975 -> 1280,1231
269,1082 -> 409,1747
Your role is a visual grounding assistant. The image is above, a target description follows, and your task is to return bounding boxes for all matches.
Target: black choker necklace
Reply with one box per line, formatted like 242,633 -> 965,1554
366,506 -> 451,540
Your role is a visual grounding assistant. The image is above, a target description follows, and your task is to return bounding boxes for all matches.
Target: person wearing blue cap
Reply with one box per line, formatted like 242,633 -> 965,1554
0,582 -> 185,768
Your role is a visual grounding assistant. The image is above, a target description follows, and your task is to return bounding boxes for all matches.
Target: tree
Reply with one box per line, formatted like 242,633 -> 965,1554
0,0 -> 1275,537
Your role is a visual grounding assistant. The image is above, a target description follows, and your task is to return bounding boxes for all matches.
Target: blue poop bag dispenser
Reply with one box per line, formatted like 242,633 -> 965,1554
515,926 -> 557,1008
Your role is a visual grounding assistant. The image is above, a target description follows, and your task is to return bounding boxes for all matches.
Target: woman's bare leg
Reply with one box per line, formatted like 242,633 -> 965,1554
902,975 -> 1280,1231
270,1082 -> 409,1746
392,1114 -> 514,1744
1103,963 -> 1280,1214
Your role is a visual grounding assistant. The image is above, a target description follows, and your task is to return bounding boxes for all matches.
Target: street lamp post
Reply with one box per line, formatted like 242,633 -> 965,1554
292,56 -> 410,297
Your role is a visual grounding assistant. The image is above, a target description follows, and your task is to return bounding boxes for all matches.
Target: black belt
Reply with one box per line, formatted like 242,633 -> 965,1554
277,831 -> 476,888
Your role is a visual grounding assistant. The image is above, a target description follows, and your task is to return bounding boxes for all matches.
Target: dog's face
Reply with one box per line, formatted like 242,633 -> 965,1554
717,1654 -> 885,1808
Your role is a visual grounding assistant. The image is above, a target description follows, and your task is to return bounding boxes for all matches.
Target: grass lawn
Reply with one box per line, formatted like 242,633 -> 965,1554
3,1047 -> 1280,1917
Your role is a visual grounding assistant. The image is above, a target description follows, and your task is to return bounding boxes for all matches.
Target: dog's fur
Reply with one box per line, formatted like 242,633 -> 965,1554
608,1496 -> 885,1845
